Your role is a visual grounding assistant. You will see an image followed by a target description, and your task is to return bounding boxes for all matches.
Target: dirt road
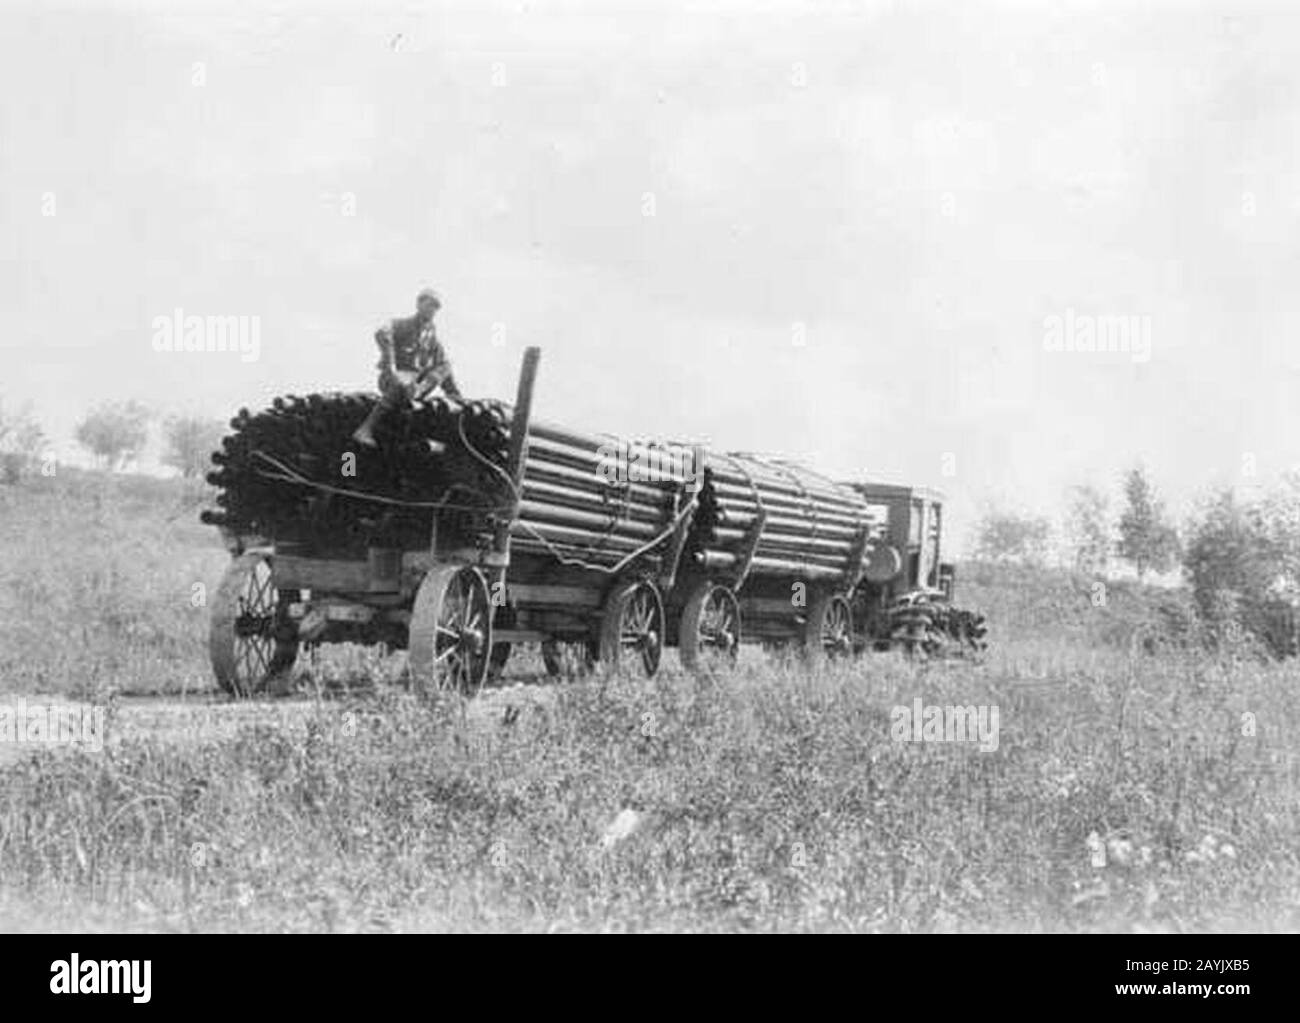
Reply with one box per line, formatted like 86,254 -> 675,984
0,677 -> 564,766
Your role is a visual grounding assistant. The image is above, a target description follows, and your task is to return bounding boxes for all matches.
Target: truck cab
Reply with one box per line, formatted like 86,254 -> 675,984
849,482 -> 953,599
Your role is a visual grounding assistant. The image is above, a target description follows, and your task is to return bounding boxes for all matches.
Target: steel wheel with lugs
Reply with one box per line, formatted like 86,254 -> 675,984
209,551 -> 299,696
409,565 -> 493,697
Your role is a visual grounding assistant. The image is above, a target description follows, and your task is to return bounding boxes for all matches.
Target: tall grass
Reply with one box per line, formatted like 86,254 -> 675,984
2,652 -> 1297,932
0,470 -> 225,697
0,473 -> 1297,932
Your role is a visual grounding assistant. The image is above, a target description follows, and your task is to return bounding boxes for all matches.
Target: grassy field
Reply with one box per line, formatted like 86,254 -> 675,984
1,471 -> 1298,932
0,470 -> 226,700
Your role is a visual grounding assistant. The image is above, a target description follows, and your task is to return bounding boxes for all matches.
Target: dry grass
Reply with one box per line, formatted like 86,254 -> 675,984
0,470 -> 224,699
0,472 -> 1298,932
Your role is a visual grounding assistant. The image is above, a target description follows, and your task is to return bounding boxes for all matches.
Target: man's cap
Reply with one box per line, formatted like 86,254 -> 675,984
416,288 -> 442,308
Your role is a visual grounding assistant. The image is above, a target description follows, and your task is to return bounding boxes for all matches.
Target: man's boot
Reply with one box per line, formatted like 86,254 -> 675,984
351,404 -> 384,448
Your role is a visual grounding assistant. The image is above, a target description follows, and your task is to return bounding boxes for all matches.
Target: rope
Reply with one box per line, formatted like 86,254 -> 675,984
722,452 -> 765,522
250,450 -> 503,514
244,417 -> 694,577
456,411 -> 697,574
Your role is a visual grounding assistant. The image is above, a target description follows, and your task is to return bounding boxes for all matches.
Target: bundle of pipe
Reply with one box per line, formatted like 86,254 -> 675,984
202,394 -> 512,552
688,452 -> 881,581
202,392 -> 694,567
508,417 -> 695,568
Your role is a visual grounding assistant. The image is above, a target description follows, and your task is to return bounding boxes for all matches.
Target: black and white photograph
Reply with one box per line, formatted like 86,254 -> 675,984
0,0 -> 1295,986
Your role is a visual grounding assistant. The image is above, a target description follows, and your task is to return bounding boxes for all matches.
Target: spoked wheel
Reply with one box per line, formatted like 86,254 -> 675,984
599,580 -> 664,677
209,551 -> 299,696
804,592 -> 854,661
678,581 -> 741,673
409,565 -> 493,698
541,638 -> 598,678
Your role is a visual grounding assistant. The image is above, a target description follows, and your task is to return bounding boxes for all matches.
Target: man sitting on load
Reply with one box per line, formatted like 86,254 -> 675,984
352,287 -> 462,447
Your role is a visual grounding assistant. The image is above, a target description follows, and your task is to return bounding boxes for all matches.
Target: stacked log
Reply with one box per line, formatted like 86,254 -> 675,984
687,452 -> 883,582
508,419 -> 695,569
202,394 -> 511,553
202,393 -> 695,569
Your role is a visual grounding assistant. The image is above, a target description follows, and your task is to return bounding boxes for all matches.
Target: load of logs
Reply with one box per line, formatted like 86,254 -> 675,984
202,390 -> 987,658
202,394 -> 512,554
202,393 -> 696,566
506,419 -> 694,570
687,452 -> 879,583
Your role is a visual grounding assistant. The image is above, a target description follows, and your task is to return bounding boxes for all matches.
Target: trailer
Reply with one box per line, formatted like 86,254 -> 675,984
203,348 -> 985,697
678,451 -> 881,662
208,348 -> 720,695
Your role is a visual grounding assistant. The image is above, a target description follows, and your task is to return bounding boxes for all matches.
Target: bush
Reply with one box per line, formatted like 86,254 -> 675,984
0,398 -> 44,484
1183,486 -> 1300,657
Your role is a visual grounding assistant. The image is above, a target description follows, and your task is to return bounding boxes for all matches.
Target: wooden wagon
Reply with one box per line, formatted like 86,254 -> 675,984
210,348 -> 761,695
206,349 -> 982,696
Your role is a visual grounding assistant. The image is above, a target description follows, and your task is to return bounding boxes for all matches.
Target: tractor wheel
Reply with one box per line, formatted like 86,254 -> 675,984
408,565 -> 493,698
209,551 -> 299,696
891,605 -> 934,657
542,639 -> 598,678
886,597 -> 988,658
599,580 -> 665,677
804,592 -> 854,662
678,581 -> 741,673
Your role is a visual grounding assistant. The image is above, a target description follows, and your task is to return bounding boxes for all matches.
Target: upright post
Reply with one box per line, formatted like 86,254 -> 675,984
492,347 -> 541,584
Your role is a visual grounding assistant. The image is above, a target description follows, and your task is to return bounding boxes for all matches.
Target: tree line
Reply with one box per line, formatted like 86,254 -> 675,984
973,466 -> 1300,656
973,468 -> 1179,580
0,397 -> 223,482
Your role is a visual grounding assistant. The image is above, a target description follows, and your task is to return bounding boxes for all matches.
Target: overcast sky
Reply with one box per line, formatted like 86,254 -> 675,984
2,0 -> 1297,550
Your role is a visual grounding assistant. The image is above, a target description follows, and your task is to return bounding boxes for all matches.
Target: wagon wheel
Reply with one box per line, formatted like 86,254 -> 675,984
409,565 -> 493,698
541,639 -> 598,678
599,580 -> 664,677
678,581 -> 741,673
209,551 -> 299,696
804,592 -> 854,661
